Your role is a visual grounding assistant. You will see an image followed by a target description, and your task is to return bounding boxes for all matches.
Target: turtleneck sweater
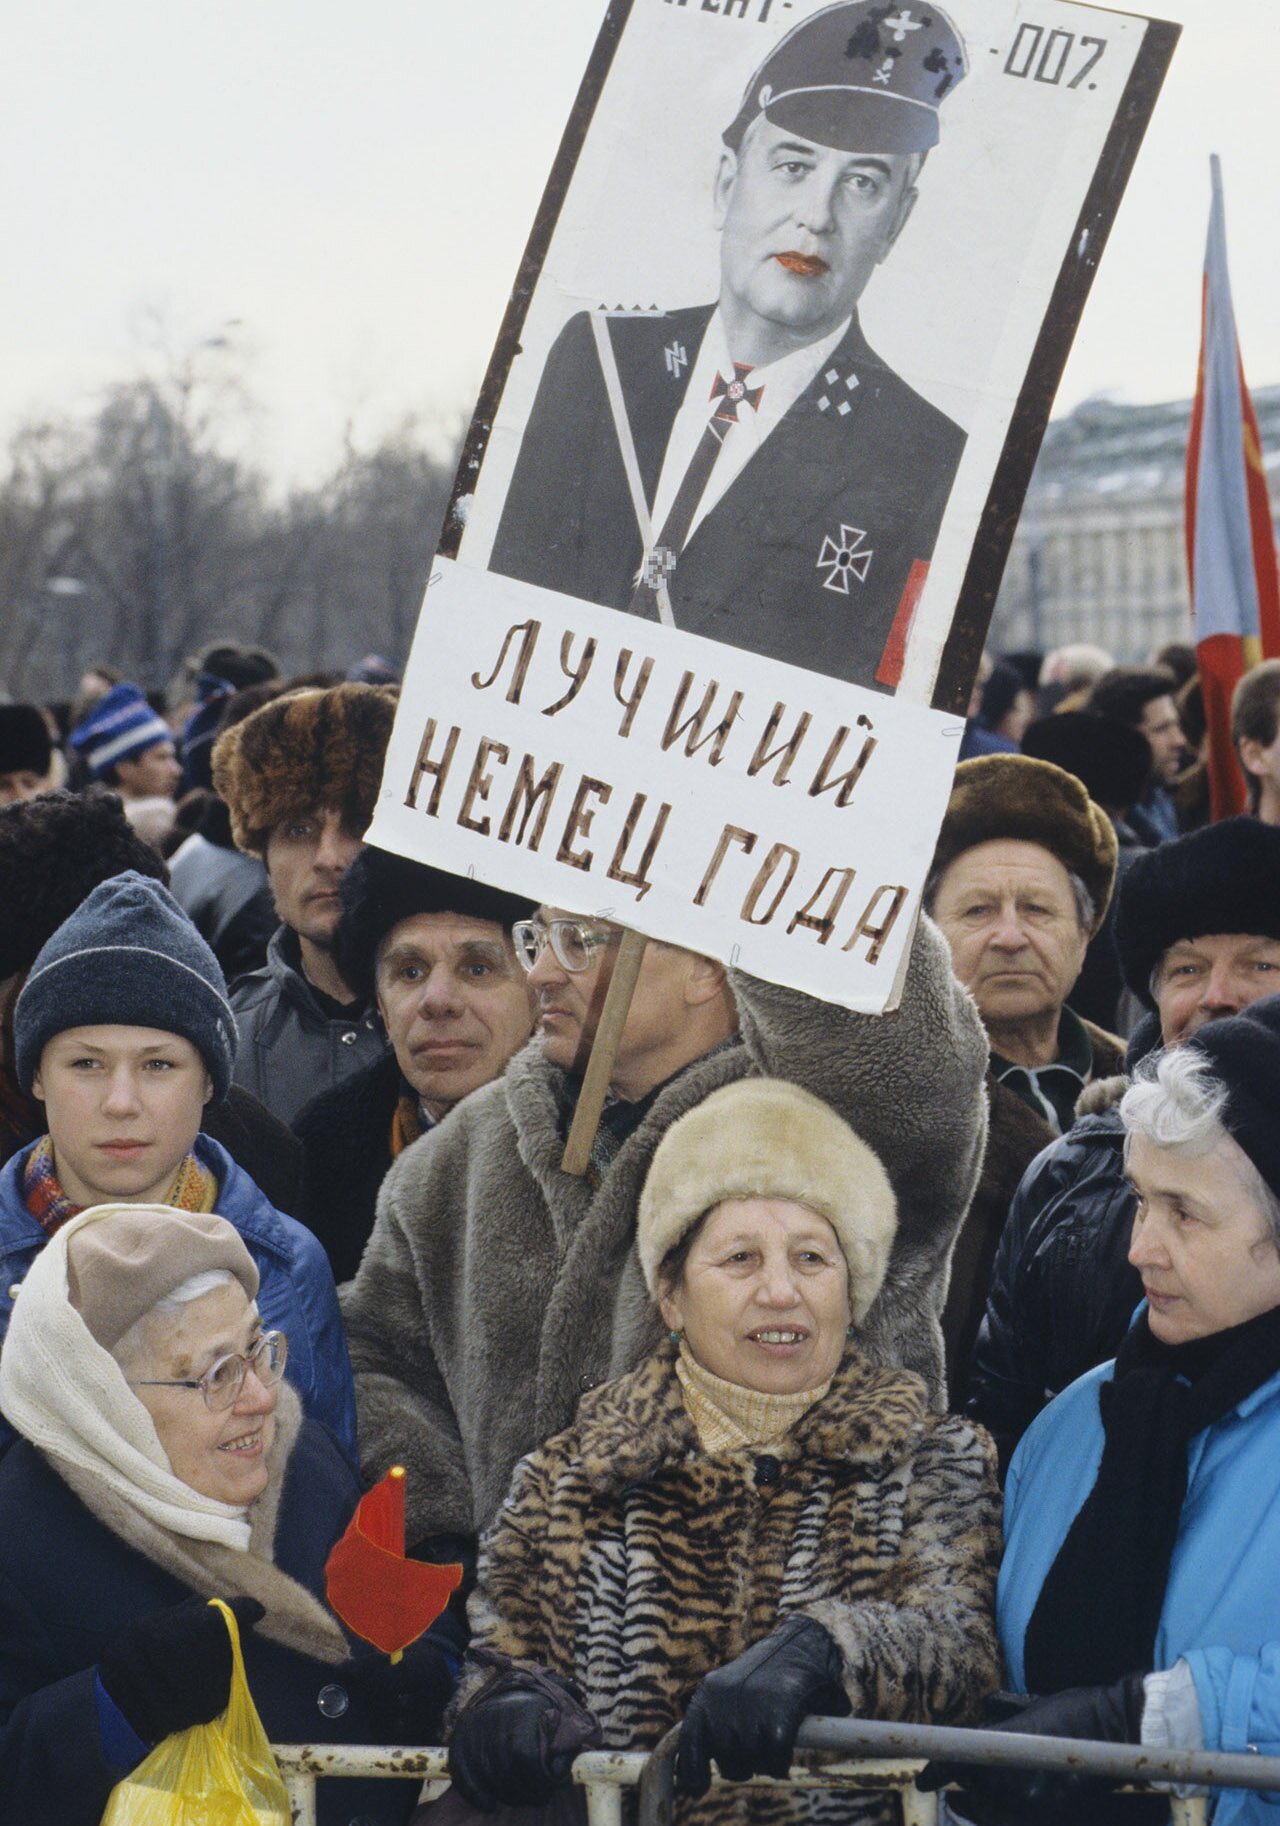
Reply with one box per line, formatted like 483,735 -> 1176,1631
675,1338 -> 831,1455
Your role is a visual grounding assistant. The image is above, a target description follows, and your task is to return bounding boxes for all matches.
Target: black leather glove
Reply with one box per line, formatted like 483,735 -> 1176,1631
449,1684 -> 577,1812
917,1673 -> 1147,1826
342,1639 -> 456,1743
98,1596 -> 266,1745
675,1615 -> 851,1798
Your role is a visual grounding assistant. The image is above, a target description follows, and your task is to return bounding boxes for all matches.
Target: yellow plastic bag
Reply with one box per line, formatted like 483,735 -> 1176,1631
100,1598 -> 291,1826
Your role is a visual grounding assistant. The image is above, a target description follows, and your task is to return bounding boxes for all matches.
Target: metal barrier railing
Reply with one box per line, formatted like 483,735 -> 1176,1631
271,1714 -> 1280,1826
636,1720 -> 1235,1826
271,1743 -> 644,1826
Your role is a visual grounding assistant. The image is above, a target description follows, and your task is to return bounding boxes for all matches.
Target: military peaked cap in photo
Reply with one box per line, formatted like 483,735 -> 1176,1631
723,1 -> 968,157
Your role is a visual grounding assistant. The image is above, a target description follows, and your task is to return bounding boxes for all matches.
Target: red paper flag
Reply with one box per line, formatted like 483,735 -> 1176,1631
325,1466 -> 463,1658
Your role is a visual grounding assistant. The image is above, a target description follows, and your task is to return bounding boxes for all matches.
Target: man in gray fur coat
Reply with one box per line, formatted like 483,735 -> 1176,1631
341,906 -> 988,1553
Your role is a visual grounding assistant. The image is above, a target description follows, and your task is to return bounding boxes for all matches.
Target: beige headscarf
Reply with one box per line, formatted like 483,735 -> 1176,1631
1,1204 -> 255,1549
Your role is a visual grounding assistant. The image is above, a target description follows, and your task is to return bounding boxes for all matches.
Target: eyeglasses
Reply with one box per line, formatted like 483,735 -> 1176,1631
133,1331 -> 288,1413
511,918 -> 620,975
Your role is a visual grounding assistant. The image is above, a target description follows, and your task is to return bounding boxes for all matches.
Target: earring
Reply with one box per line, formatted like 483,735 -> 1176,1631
669,1329 -> 682,1343
846,1324 -> 856,1338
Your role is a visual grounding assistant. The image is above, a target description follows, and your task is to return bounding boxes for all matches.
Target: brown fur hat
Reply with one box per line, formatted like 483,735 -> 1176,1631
636,1078 -> 897,1324
211,683 -> 396,857
930,754 -> 1118,935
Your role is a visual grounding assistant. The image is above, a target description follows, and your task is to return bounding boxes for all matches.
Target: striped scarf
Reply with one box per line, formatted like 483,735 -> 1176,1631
22,1136 -> 218,1239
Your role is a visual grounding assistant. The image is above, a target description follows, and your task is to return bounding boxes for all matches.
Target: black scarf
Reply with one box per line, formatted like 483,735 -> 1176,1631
1024,1302 -> 1280,1694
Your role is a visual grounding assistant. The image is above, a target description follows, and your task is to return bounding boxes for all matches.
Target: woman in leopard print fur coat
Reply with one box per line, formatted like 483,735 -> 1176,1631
445,1080 -> 1002,1822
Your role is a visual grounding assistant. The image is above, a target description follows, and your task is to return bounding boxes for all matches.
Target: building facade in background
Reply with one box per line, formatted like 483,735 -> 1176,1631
990,386 -> 1280,660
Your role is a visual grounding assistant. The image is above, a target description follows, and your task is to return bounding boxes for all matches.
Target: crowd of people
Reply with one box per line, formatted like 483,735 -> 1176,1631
1,628 -> 1279,1825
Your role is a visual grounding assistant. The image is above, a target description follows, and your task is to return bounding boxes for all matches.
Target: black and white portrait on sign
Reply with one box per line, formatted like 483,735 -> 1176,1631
453,0 -> 1173,702
489,2 -> 967,691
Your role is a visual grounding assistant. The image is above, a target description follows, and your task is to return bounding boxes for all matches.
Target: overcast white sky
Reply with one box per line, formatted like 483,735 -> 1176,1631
2,0 -> 1276,488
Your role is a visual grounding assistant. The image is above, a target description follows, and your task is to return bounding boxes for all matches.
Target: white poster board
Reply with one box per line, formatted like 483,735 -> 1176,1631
369,0 -> 1177,1010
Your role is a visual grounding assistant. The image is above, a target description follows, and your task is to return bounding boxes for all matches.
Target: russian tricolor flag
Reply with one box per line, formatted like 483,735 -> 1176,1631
1185,155 -> 1280,820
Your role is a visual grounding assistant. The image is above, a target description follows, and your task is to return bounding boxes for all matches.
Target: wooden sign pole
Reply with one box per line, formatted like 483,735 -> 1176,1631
560,928 -> 648,1177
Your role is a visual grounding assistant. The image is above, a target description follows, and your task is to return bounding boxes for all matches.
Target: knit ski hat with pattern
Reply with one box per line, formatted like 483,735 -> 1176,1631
68,683 -> 172,780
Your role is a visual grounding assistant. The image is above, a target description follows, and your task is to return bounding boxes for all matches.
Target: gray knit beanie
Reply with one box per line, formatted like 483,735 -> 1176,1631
13,871 -> 237,1101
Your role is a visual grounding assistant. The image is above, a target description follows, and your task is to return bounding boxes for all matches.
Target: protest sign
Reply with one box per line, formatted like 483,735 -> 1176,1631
373,557 -> 955,1009
368,0 -> 1177,1012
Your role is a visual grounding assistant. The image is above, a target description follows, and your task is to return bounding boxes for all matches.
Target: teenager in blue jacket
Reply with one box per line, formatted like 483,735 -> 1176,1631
923,998 -> 1280,1824
0,871 -> 356,1457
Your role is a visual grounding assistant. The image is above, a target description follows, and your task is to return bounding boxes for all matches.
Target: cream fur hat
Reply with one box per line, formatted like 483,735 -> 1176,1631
636,1078 -> 897,1324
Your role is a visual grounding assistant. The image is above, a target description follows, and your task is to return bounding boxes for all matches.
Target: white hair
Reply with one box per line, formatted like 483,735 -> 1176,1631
150,1269 -> 237,1317
112,1269 -> 241,1376
1121,1047 -> 1228,1154
1121,1047 -> 1280,1247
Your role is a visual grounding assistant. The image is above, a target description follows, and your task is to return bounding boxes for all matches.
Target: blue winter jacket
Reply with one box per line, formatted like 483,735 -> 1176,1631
1000,1335 -> 1280,1823
0,1134 -> 356,1459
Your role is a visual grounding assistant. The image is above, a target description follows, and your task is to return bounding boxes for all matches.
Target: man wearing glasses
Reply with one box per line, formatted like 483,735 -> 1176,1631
512,913 -> 735,1118
342,894 -> 989,1572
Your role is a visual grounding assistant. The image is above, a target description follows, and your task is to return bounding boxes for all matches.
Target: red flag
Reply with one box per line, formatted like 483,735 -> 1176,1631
325,1466 -> 462,1659
1185,155 -> 1280,820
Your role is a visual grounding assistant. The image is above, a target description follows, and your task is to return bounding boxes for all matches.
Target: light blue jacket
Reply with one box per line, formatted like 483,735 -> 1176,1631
1000,1340 -> 1280,1823
0,1133 -> 356,1460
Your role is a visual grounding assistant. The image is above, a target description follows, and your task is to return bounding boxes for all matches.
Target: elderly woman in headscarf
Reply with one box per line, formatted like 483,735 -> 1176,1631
443,1078 -> 1002,1821
922,996 -> 1280,1825
0,1202 -> 460,1826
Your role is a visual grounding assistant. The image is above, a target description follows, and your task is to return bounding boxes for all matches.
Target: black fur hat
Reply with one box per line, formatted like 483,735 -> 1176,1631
1185,997 -> 1280,1202
335,846 -> 534,1005
0,788 -> 168,981
1116,817 -> 1280,1005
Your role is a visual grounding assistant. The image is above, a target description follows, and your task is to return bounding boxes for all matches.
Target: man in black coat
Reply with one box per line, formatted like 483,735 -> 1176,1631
966,817 -> 1280,1473
489,0 -> 968,691
292,850 -> 535,1283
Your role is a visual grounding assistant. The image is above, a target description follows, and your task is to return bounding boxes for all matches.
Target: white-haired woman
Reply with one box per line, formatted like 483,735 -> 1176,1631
923,996 -> 1280,1825
443,1078 -> 1001,1823
0,1203 -> 459,1826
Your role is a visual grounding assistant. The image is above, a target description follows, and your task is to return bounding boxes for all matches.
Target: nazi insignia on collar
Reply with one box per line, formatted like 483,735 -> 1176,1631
817,524 -> 874,594
817,368 -> 859,414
